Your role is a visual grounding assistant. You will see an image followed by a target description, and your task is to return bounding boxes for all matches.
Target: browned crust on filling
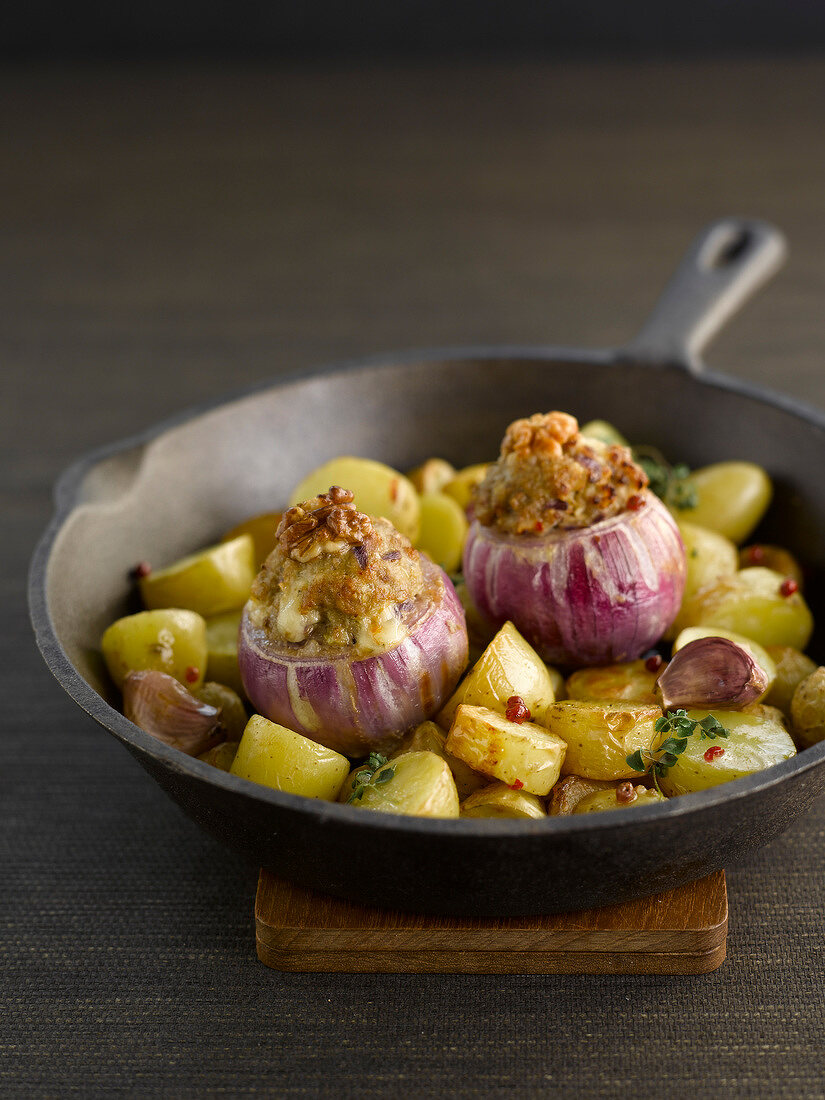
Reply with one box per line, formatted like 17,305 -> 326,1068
473,411 -> 648,535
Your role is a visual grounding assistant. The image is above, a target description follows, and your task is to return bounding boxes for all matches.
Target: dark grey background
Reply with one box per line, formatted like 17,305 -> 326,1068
5,0 -> 825,58
5,59 -> 825,1097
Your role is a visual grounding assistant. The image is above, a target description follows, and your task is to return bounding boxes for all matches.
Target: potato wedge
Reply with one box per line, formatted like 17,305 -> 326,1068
565,660 -> 659,706
657,708 -> 796,796
406,458 -> 456,495
220,511 -> 283,567
573,785 -> 665,813
198,740 -> 240,771
437,621 -> 556,729
739,543 -> 804,586
790,668 -> 825,749
545,701 -> 661,780
445,704 -> 566,796
101,608 -> 207,689
347,751 -> 460,818
765,646 -> 818,717
461,782 -> 546,819
230,714 -> 350,800
415,491 -> 469,573
289,456 -> 420,542
673,567 -> 813,650
442,463 -> 490,511
677,521 -> 738,605
140,535 -> 256,618
205,609 -> 244,695
390,721 -> 486,800
672,461 -> 772,543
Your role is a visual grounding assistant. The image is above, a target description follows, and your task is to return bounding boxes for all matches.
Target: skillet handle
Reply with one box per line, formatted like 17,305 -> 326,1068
623,217 -> 787,371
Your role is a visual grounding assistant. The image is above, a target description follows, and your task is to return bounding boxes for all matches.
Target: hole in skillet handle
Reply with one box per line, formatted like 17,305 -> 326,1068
704,227 -> 753,269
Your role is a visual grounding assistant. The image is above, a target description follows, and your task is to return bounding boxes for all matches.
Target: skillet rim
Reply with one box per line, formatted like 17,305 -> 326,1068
28,344 -> 825,840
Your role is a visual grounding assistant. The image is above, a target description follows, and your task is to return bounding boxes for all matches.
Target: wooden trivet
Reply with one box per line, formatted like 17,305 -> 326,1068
255,870 -> 727,975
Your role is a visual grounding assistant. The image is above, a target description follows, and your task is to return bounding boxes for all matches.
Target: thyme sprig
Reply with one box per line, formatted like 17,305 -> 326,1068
347,752 -> 396,803
632,446 -> 698,510
626,709 -> 729,793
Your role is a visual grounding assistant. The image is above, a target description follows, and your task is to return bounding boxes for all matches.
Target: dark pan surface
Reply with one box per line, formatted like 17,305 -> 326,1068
30,219 -> 825,915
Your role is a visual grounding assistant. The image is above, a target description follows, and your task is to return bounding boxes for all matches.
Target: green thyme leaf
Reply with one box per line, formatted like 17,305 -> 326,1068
633,448 -> 698,511
347,753 -> 395,803
625,709 -> 730,782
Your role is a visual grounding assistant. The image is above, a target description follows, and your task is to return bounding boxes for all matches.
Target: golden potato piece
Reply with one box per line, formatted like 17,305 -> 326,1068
437,621 -> 556,730
101,608 -> 207,690
390,721 -> 485,800
198,740 -> 240,771
230,715 -> 350,800
579,419 -> 629,447
348,751 -> 460,818
545,701 -> 661,781
205,609 -> 244,696
406,458 -> 456,495
674,567 -> 813,651
673,461 -> 772,544
415,491 -> 468,573
140,535 -> 256,618
790,668 -> 825,749
565,660 -> 659,706
289,456 -> 421,542
461,782 -> 546,819
657,708 -> 795,797
573,785 -> 665,813
442,463 -> 491,511
765,646 -> 818,717
221,511 -> 283,567
445,704 -> 566,796
677,521 -> 739,605
739,543 -> 803,586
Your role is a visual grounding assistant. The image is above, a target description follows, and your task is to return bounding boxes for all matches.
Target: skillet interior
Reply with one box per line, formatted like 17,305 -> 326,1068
32,350 -> 825,916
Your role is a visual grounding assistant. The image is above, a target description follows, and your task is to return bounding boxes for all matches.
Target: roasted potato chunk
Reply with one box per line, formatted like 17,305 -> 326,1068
437,621 -> 556,729
140,535 -> 256,618
347,751 -> 460,818
673,461 -> 772,544
390,721 -> 486,800
790,668 -> 825,749
230,715 -> 350,800
204,609 -> 244,696
765,646 -> 818,717
548,775 -> 620,815
101,608 -> 208,690
573,785 -> 665,813
406,458 -> 456,495
545,701 -> 661,781
415,491 -> 468,573
461,782 -> 546,819
565,659 -> 659,706
220,511 -> 283,567
445,704 -> 566,796
442,463 -> 491,511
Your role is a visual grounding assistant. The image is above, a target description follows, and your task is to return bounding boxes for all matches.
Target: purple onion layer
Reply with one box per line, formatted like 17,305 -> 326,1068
462,493 -> 686,667
239,560 -> 469,757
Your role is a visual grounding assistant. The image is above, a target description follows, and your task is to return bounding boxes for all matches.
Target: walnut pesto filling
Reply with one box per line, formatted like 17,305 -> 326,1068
472,411 -> 649,536
247,487 -> 425,656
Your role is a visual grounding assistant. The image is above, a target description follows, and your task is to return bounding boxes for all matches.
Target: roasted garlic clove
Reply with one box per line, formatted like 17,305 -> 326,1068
656,636 -> 769,711
123,670 -> 223,755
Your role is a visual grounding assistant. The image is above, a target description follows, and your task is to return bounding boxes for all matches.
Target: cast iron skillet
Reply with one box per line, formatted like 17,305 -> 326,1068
29,218 -> 825,917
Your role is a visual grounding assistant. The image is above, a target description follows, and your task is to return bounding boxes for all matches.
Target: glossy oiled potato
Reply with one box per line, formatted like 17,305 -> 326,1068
573,786 -> 664,814
289,456 -> 421,542
101,608 -> 208,690
140,535 -> 256,618
441,463 -> 491,511
674,567 -> 813,651
349,751 -> 460,818
765,646 -> 818,717
406,458 -> 456,495
230,715 -> 350,800
198,740 -> 240,771
565,660 -> 659,706
739,543 -> 804,586
790,668 -> 825,749
437,621 -> 556,729
220,511 -> 283,567
545,701 -> 661,780
445,704 -> 566,796
657,708 -> 796,796
415,491 -> 469,573
676,521 -> 739,605
461,782 -> 546,819
579,419 -> 629,447
390,721 -> 486,800
205,609 -> 244,695
673,461 -> 772,544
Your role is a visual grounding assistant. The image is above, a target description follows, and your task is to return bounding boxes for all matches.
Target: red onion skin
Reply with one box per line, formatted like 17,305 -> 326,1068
239,561 -> 469,757
463,492 -> 686,667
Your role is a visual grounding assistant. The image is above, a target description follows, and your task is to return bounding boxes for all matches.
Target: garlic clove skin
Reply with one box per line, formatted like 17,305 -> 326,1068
123,670 -> 223,755
656,636 -> 769,711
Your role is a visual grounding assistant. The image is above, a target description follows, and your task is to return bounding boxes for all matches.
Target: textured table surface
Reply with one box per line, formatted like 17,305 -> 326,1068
5,60 -> 825,1097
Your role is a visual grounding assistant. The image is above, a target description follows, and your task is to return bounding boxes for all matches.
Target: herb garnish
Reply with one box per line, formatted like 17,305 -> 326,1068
347,752 -> 396,803
632,446 -> 698,510
626,709 -> 729,793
